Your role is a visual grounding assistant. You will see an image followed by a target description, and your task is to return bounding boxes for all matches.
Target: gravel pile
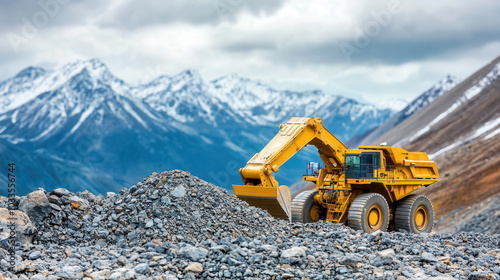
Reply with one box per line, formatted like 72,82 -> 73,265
31,170 -> 287,247
458,195 -> 500,235
0,170 -> 499,280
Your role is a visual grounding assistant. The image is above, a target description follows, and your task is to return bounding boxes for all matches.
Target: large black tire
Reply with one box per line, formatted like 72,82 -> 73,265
291,190 -> 320,223
348,193 -> 390,233
395,195 -> 434,233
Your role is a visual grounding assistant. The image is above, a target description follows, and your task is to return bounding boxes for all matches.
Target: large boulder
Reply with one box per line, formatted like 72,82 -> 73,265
0,208 -> 36,248
18,190 -> 51,225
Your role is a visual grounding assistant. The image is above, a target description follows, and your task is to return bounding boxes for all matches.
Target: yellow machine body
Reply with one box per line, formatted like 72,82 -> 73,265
233,117 -> 439,223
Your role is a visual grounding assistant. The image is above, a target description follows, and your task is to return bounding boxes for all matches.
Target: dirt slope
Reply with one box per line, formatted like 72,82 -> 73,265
372,55 -> 500,232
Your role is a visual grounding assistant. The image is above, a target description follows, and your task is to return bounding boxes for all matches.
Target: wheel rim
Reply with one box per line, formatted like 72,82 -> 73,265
309,205 -> 320,222
414,205 -> 428,231
367,205 -> 383,230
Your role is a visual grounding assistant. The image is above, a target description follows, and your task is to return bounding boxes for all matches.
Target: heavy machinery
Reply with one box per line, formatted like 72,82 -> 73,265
233,117 -> 439,233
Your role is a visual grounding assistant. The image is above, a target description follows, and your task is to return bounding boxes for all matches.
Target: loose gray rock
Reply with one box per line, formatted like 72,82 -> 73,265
421,252 -> 438,262
170,185 -> 186,198
28,251 -> 41,260
50,188 -> 72,197
161,195 -> 171,204
0,170 -> 498,280
0,208 -> 36,247
378,248 -> 395,257
178,245 -> 208,261
281,246 -> 307,258
106,192 -> 117,198
185,262 -> 203,273
18,190 -> 51,225
134,263 -> 150,274
56,265 -> 83,279
109,268 -> 136,280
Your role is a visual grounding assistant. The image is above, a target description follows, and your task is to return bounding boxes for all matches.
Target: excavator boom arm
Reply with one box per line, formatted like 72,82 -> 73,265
233,117 -> 347,219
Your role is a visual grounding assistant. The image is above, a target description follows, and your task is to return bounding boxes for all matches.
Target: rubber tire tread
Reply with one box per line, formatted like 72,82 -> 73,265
395,194 -> 434,233
291,190 -> 318,223
348,193 -> 390,233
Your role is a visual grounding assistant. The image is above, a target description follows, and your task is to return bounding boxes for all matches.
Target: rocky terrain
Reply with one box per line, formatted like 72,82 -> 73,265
0,170 -> 499,280
429,193 -> 500,235
455,194 -> 500,235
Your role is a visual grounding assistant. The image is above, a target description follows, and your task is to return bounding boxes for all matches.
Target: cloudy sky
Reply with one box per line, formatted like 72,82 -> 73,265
1,0 -> 499,104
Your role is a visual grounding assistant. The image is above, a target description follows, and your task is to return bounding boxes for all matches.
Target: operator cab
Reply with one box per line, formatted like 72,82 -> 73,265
345,152 -> 382,179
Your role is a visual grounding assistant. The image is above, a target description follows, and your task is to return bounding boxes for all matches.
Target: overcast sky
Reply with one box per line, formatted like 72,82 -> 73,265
1,0 -> 499,104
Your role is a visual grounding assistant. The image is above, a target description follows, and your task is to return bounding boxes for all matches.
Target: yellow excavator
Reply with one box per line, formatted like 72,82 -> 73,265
233,117 -> 439,233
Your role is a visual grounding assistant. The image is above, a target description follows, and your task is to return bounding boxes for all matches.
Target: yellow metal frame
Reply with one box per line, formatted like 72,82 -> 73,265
233,117 -> 440,223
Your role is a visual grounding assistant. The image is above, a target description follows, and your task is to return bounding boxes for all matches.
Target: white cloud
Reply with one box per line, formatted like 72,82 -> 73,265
0,0 -> 499,103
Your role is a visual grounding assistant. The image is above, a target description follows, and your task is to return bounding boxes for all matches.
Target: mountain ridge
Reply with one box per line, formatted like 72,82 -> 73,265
347,74 -> 459,148
366,55 -> 500,233
0,58 -> 396,195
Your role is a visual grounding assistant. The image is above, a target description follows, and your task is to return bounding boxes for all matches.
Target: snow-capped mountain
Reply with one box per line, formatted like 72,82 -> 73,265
400,75 -> 458,119
0,59 -> 396,195
374,98 -> 408,111
0,59 -> 168,146
347,74 -> 459,148
132,69 -> 394,141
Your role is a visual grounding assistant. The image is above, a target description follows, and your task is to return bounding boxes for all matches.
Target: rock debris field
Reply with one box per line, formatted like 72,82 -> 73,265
0,170 -> 499,280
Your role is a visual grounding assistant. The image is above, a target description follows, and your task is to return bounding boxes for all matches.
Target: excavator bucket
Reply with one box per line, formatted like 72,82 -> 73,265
233,185 -> 292,221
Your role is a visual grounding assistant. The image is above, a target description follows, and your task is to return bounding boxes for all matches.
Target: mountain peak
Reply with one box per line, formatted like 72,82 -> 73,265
182,69 -> 199,76
83,58 -> 107,69
436,74 -> 459,90
213,73 -> 256,86
170,69 -> 203,87
399,75 -> 459,117
75,58 -> 110,76
15,66 -> 46,80
219,73 -> 243,81
444,74 -> 457,82
179,69 -> 202,80
50,58 -> 121,88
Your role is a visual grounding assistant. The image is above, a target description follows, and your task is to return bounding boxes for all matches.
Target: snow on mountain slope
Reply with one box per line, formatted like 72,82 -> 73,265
207,75 -> 392,132
0,58 -> 397,195
374,98 -> 408,111
347,75 -> 458,148
0,67 -> 47,114
401,75 -> 458,118
428,115 -> 500,159
133,70 -> 244,127
403,70 -> 499,147
131,67 -> 393,140
393,64 -> 499,148
370,55 -> 500,233
209,74 -> 276,109
0,59 -> 132,114
0,59 -> 165,145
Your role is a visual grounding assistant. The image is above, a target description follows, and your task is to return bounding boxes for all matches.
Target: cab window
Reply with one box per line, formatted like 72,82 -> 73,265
345,153 -> 381,179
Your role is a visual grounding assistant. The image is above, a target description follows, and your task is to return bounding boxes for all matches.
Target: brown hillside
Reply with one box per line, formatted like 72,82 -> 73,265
414,134 -> 500,220
376,55 -> 500,232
